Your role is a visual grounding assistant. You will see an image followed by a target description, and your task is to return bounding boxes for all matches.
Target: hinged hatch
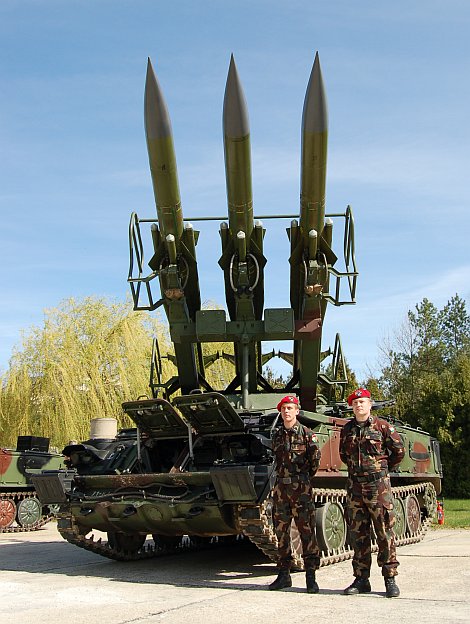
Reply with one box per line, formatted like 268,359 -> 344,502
122,398 -> 189,438
173,392 -> 245,434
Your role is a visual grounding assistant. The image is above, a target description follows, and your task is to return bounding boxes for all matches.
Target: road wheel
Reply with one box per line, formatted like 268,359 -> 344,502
315,501 -> 346,553
392,497 -> 406,538
16,497 -> 42,527
405,494 -> 422,536
0,498 -> 16,529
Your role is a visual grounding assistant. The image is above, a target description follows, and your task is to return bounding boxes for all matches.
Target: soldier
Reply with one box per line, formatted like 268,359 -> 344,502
268,395 -> 321,593
340,388 -> 405,598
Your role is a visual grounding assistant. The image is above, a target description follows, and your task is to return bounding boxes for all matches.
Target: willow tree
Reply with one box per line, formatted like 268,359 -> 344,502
0,296 -> 237,450
0,297 -> 174,447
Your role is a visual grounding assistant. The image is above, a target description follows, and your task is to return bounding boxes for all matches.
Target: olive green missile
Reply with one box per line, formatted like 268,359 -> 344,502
300,51 -> 328,242
289,53 -> 336,311
144,57 -> 184,242
144,57 -> 201,319
220,54 -> 265,322
222,54 -> 254,240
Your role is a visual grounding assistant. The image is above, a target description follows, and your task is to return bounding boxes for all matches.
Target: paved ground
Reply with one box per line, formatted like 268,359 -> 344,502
0,525 -> 469,624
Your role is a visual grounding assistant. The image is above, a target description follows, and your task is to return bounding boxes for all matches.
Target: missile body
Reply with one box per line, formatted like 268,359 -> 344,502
223,55 -> 254,241
144,57 -> 201,318
220,55 -> 266,322
144,58 -> 184,242
300,51 -> 328,242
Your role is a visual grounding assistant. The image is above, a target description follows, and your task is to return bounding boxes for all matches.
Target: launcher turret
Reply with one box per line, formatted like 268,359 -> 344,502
127,53 -> 357,410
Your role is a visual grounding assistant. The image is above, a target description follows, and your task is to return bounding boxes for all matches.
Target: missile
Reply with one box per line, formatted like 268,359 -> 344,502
300,51 -> 328,242
144,57 -> 201,319
220,54 -> 266,322
289,53 -> 336,309
223,54 -> 254,240
144,57 -> 184,242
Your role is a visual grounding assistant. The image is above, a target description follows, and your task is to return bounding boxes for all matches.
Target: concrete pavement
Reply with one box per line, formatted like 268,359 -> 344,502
0,525 -> 469,623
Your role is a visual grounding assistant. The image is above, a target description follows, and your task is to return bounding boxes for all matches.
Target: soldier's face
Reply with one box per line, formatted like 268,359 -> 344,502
352,397 -> 372,421
280,403 -> 299,429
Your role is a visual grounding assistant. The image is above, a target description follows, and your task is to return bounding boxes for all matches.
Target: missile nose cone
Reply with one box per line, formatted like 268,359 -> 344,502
302,51 -> 328,133
223,54 -> 250,138
145,57 -> 173,140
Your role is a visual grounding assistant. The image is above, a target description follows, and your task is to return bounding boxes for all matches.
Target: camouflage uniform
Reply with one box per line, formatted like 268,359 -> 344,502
271,422 -> 321,570
339,415 -> 405,579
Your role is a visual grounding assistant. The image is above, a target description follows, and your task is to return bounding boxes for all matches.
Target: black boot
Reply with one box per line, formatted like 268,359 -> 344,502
269,569 -> 292,591
306,569 -> 319,594
343,577 -> 372,595
384,577 -> 400,598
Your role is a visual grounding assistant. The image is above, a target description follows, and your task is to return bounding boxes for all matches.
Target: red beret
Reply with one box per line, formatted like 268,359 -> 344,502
277,395 -> 299,412
347,388 -> 371,406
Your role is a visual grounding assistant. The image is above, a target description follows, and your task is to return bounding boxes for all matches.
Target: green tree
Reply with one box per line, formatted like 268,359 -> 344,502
0,296 -> 236,450
373,294 -> 470,496
0,297 -> 169,447
440,294 -> 470,361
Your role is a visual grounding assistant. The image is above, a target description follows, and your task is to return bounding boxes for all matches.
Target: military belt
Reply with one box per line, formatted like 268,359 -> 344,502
277,475 -> 309,484
351,470 -> 387,483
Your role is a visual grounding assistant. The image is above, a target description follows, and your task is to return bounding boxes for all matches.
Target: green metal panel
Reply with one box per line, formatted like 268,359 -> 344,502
264,308 -> 295,339
196,309 -> 227,341
210,465 -> 257,502
122,398 -> 189,438
174,392 -> 245,433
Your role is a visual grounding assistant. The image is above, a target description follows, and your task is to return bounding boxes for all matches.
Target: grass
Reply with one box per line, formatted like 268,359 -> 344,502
431,498 -> 470,529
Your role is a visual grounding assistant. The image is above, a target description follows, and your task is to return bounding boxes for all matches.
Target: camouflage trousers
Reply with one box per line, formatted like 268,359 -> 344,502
272,482 -> 320,570
346,476 -> 399,578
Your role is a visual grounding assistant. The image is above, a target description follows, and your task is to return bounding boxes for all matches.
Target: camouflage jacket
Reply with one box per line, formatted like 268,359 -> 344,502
272,421 -> 321,483
339,415 -> 405,475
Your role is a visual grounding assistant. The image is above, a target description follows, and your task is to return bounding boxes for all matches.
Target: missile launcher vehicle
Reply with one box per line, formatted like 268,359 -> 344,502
33,53 -> 442,566
1,436 -> 65,532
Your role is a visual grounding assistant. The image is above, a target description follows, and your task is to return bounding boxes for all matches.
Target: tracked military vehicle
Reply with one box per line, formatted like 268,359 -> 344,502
1,436 -> 65,532
33,53 -> 442,566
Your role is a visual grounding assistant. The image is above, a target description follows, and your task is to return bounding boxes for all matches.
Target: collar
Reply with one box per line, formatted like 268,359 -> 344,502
354,414 -> 375,427
283,421 -> 300,433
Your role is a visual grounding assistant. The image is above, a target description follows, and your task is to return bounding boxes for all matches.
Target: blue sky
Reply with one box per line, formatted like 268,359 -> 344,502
1,0 -> 469,381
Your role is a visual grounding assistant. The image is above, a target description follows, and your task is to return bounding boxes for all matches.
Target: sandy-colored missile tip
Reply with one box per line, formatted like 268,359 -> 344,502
309,229 -> 318,238
305,284 -> 323,295
166,234 -> 175,243
237,231 -> 246,239
164,288 -> 184,300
